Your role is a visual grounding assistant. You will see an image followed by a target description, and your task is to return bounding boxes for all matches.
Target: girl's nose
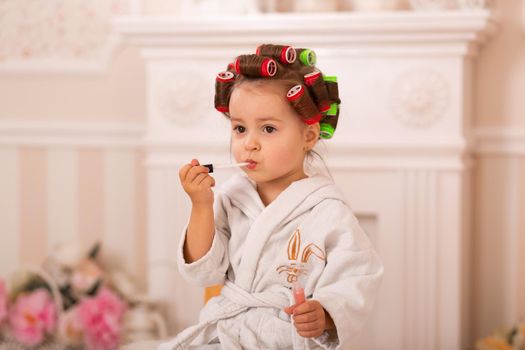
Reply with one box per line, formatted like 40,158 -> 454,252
244,135 -> 261,151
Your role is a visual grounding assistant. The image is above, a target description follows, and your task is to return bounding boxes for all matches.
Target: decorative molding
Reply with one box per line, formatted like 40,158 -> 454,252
0,34 -> 121,75
0,121 -> 144,147
155,70 -> 209,126
457,0 -> 489,10
402,170 -> 439,349
180,0 -> 259,16
410,0 -> 488,10
0,0 -> 132,74
390,69 -> 449,128
473,128 -> 525,155
410,0 -> 458,10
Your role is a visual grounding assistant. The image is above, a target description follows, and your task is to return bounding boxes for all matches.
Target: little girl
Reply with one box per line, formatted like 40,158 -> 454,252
159,45 -> 383,350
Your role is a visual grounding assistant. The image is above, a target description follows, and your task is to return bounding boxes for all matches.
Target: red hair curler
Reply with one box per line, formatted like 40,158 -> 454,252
287,85 -> 322,125
234,55 -> 277,78
216,71 -> 235,83
256,44 -> 297,65
304,71 -> 331,113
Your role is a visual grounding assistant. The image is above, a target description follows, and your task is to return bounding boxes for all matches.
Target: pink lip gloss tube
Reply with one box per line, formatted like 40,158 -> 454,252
292,281 -> 306,305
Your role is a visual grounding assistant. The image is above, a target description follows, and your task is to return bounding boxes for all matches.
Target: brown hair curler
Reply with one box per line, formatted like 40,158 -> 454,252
304,71 -> 331,113
287,85 -> 322,125
324,76 -> 341,104
256,44 -> 297,65
215,71 -> 235,113
234,54 -> 277,78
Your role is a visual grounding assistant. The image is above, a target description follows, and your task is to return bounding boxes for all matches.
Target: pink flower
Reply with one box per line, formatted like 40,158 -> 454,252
8,288 -> 57,346
77,288 -> 127,350
0,279 -> 7,325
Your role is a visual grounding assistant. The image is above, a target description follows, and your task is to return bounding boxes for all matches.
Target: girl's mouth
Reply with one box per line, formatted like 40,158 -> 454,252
246,160 -> 257,170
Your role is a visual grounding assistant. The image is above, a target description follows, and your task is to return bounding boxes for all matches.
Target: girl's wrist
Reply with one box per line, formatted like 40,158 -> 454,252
191,200 -> 213,209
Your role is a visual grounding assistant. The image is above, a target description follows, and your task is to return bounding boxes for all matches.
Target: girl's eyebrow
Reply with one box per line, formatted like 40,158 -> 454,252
230,117 -> 282,123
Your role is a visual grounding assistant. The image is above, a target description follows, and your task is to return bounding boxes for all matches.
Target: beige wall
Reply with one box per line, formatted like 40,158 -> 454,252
0,0 -> 524,346
472,0 -> 525,341
477,0 -> 525,127
0,47 -> 145,122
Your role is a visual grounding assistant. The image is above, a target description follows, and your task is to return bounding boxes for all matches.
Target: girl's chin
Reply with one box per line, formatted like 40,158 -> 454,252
244,172 -> 285,184
243,171 -> 266,182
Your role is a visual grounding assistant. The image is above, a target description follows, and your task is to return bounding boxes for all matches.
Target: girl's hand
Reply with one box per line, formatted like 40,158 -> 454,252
283,299 -> 334,338
179,159 -> 215,206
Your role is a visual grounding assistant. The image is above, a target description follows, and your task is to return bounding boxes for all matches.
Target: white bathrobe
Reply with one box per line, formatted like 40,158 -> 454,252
158,173 -> 383,350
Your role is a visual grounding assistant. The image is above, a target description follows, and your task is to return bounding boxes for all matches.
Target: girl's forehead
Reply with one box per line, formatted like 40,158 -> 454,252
230,82 -> 295,119
233,80 -> 287,100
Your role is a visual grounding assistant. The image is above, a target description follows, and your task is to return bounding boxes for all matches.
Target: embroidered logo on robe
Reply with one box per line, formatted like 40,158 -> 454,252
276,229 -> 326,283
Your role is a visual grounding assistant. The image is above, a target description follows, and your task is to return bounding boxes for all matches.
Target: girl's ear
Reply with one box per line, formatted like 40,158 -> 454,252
304,123 -> 320,150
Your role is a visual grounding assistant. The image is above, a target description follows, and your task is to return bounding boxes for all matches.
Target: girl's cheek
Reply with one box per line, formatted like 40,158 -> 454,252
230,139 -> 240,151
231,144 -> 243,161
270,147 -> 295,165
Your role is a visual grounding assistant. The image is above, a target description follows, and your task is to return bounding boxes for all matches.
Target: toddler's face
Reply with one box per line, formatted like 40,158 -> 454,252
229,81 -> 316,185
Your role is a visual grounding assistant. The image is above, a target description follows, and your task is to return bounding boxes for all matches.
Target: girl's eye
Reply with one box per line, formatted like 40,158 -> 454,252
233,125 -> 246,133
263,126 -> 276,133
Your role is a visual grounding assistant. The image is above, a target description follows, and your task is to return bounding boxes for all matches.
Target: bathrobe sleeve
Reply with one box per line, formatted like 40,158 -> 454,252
177,191 -> 231,287
311,199 -> 384,349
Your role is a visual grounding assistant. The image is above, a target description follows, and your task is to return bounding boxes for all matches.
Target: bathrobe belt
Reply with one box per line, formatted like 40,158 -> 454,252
159,281 -> 309,350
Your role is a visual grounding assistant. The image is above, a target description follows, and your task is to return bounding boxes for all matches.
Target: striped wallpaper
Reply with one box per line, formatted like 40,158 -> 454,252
0,142 -> 147,291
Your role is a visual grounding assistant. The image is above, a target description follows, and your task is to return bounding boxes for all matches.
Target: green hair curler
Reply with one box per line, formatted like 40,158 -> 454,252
298,49 -> 316,66
323,75 -> 338,83
326,103 -> 338,116
320,123 -> 335,139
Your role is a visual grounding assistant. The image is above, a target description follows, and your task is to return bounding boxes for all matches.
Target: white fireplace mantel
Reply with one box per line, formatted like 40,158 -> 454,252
115,10 -> 495,350
115,11 -> 494,49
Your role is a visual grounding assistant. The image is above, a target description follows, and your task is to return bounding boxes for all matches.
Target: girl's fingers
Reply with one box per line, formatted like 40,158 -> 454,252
193,173 -> 209,185
179,159 -> 200,181
285,300 -> 312,315
293,310 -> 319,324
198,173 -> 215,186
186,165 -> 209,183
295,321 -> 321,332
179,163 -> 193,182
292,301 -> 317,315
202,175 -> 215,187
284,305 -> 297,315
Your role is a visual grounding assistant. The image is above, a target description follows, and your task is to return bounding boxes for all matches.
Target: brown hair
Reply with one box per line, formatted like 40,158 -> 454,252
215,44 -> 341,140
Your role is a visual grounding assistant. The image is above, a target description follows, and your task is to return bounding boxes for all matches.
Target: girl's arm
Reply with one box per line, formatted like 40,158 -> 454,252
184,203 -> 215,263
179,159 -> 216,263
